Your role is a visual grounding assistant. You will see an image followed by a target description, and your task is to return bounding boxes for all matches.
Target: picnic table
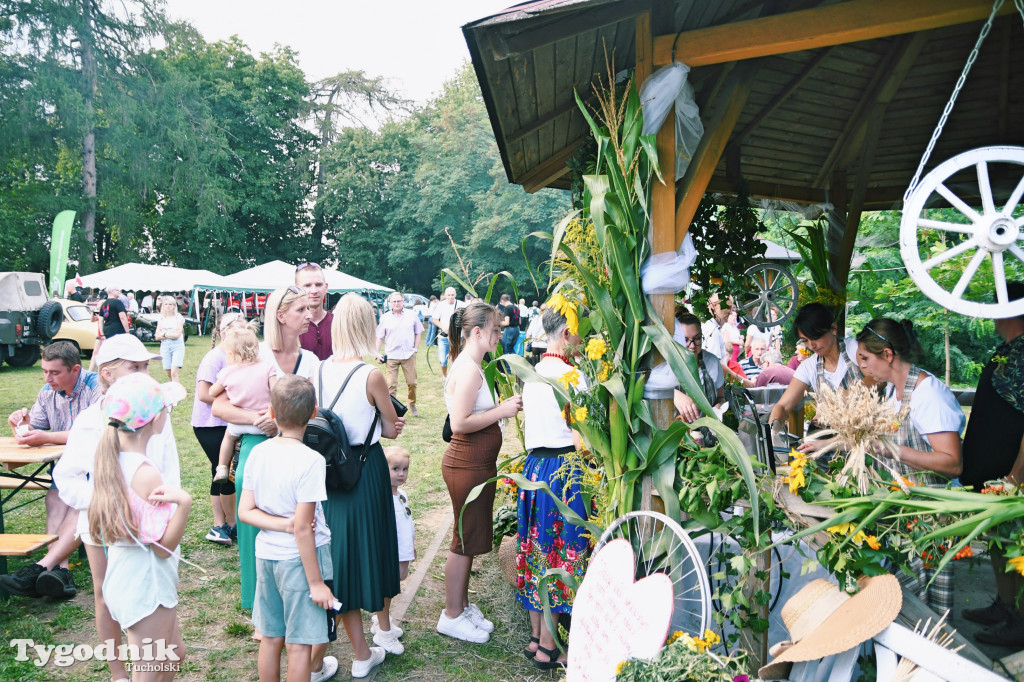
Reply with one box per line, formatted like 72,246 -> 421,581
0,437 -> 62,574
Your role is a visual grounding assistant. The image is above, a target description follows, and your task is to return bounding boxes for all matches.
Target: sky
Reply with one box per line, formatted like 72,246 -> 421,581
162,0 -> 515,105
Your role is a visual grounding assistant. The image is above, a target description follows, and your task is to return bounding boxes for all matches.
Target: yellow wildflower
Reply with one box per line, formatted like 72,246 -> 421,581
1008,556 -> 1024,576
666,631 -> 685,645
615,660 -> 626,674
585,337 -> 607,360
866,535 -> 881,551
598,360 -> 613,382
573,406 -> 589,423
784,467 -> 805,494
702,629 -> 721,647
558,367 -> 581,390
827,522 -> 855,535
547,292 -> 579,335
850,530 -> 868,546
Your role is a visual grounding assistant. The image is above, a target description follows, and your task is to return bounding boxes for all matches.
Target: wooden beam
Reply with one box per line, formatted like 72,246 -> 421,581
652,0 -> 1013,67
703,176 -> 911,209
675,62 -> 758,246
832,104 -> 885,294
734,47 -> 834,143
812,34 -> 926,188
519,136 -> 587,193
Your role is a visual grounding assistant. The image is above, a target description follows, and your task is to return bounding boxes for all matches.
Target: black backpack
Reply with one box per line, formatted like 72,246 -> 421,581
304,362 -> 380,491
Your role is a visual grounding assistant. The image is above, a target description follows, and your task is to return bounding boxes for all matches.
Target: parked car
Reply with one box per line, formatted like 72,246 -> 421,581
0,272 -> 62,367
51,297 -> 99,357
381,292 -> 428,313
131,312 -> 198,344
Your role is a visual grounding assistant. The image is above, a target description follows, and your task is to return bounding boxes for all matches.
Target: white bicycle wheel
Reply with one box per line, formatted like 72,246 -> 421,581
594,510 -> 712,637
901,146 -> 1024,319
737,263 -> 798,328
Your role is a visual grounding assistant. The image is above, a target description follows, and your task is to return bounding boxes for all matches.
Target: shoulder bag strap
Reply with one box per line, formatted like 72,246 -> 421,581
323,362 -> 366,412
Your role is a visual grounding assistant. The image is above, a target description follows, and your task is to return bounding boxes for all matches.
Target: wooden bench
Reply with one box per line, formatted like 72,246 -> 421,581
0,533 -> 57,557
0,475 -> 52,491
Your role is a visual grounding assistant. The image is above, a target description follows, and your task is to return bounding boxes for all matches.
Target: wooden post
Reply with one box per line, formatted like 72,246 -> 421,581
636,9 -> 676,512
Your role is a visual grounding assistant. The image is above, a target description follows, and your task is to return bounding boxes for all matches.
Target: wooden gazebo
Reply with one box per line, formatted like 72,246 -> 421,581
463,0 -> 1024,321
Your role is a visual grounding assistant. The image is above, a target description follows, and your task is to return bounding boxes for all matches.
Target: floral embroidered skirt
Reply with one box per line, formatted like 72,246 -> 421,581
515,451 -> 592,613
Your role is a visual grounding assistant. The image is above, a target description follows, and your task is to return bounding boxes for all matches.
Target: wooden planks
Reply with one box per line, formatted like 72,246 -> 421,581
0,534 -> 57,557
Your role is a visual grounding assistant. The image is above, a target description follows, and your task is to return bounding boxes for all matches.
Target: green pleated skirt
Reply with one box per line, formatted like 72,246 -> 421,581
323,441 -> 400,613
237,433 -> 269,611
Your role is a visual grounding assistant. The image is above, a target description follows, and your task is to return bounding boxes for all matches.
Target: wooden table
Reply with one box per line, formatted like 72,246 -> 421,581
0,438 -> 63,580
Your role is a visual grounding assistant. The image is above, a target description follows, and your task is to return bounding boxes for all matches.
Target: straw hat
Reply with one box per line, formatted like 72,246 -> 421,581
758,575 -> 902,679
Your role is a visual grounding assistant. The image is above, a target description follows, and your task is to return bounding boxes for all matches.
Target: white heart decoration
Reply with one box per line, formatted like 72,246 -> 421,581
567,538 -> 674,681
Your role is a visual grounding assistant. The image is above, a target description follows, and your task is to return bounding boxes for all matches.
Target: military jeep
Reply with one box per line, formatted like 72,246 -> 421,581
0,272 -> 63,367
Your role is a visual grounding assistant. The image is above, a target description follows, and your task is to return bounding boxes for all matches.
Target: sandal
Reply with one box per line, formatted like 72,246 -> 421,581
523,636 -> 540,659
532,644 -> 566,670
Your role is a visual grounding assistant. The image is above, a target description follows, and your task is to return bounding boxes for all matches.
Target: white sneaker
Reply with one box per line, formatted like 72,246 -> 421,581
465,603 -> 495,633
310,655 -> 338,682
437,609 -> 489,643
372,627 -> 405,655
370,613 -> 404,638
351,647 -> 385,679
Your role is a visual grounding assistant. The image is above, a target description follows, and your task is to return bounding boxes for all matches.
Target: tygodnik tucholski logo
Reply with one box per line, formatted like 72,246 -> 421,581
10,638 -> 180,669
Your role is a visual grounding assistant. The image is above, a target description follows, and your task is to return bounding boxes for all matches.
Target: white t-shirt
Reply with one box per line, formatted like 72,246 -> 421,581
701,318 -> 727,362
242,438 -> 330,561
157,314 -> 184,338
523,358 -> 587,451
793,337 -> 860,391
393,489 -> 415,562
884,374 -> 966,447
525,314 -> 547,347
434,300 -> 463,335
56,400 -> 181,538
258,341 -> 318,379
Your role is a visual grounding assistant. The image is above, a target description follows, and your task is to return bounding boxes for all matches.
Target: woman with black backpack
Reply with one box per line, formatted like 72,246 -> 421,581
317,293 -> 406,678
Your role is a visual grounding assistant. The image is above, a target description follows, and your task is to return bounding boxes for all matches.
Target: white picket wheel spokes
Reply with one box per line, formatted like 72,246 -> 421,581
901,146 -> 1024,319
594,511 -> 711,637
737,263 -> 798,328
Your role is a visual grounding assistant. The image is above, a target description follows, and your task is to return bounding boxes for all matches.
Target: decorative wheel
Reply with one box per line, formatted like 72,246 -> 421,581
736,263 -> 798,328
594,511 -> 711,637
901,146 -> 1024,319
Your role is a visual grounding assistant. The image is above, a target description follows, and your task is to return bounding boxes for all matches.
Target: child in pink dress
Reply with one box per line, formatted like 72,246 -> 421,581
211,328 -> 277,482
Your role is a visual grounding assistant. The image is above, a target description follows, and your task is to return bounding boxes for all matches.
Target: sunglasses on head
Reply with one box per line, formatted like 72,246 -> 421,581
286,285 -> 304,295
296,262 -> 320,271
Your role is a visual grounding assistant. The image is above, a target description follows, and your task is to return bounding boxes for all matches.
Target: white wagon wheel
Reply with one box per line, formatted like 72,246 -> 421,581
736,262 -> 799,328
901,146 -> 1024,319
594,510 -> 712,637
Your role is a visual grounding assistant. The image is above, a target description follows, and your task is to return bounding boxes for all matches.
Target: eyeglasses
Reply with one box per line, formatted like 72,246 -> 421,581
683,335 -> 703,347
296,262 -> 320,271
865,325 -> 893,350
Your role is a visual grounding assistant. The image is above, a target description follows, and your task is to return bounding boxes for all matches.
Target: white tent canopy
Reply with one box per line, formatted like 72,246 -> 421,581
198,260 -> 392,294
68,263 -> 227,292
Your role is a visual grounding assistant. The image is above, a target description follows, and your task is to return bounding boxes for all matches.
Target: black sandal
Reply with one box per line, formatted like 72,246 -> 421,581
532,645 -> 566,670
523,636 -> 540,659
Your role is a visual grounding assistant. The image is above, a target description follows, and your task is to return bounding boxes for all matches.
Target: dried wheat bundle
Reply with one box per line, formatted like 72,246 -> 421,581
890,611 -> 962,682
804,382 -> 909,493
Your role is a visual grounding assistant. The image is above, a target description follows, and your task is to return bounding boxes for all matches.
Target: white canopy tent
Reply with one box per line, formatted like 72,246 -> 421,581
67,263 -> 227,293
208,260 -> 392,294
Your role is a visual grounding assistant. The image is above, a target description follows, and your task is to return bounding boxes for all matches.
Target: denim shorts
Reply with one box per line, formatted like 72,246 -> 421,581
438,335 -> 451,366
160,338 -> 185,369
253,544 -> 334,644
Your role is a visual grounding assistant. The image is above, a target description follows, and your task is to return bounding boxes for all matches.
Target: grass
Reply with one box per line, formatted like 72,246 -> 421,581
0,336 -> 552,680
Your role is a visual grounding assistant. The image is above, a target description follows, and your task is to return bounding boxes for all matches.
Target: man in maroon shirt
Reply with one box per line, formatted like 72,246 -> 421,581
296,263 -> 333,360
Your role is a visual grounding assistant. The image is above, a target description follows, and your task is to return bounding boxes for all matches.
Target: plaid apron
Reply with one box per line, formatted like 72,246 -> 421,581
889,366 -> 953,614
815,338 -> 864,391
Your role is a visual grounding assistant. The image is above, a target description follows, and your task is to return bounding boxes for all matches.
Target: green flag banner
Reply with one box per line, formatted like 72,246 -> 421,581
49,210 -> 76,297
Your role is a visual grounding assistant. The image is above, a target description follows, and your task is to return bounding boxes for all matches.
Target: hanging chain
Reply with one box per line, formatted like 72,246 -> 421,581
903,0 -> 1006,204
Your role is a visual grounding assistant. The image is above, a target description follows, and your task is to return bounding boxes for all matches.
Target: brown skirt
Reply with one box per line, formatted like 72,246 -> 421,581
442,422 -> 503,556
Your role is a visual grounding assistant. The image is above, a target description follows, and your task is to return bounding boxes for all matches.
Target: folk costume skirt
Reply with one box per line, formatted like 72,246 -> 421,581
443,423 -> 502,556
323,442 -> 400,613
236,433 -> 269,611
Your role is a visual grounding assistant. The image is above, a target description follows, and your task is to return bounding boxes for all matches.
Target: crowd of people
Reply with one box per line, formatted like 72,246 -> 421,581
3,264 -> 1022,681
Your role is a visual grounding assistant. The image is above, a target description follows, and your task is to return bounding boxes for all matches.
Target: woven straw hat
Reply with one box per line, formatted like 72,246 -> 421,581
758,575 -> 902,679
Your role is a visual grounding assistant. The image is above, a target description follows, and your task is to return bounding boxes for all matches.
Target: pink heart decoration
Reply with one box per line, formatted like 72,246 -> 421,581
567,538 -> 674,681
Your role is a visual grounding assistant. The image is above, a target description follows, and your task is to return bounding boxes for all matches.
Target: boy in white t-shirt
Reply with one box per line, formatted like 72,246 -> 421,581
369,446 -> 416,655
238,375 -> 339,682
